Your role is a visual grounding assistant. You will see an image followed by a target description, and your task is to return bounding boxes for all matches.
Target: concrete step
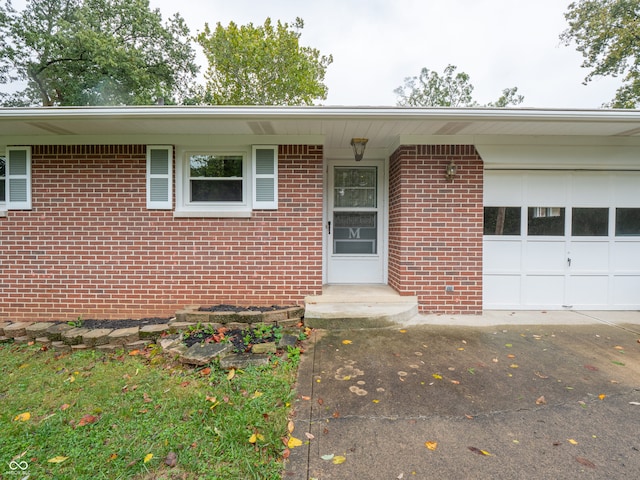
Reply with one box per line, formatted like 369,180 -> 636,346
304,285 -> 419,329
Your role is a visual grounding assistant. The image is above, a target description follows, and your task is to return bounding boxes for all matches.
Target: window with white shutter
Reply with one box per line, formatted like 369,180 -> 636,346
146,146 -> 172,209
252,146 -> 278,210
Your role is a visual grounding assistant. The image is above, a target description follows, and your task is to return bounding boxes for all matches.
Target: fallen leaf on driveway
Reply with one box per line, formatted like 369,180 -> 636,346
341,340 -> 352,345
584,365 -> 598,371
568,439 -> 578,445
535,372 -> 549,379
599,394 -> 606,400
425,441 -> 438,451
536,396 -> 546,405
576,456 -> 596,468
287,437 -> 303,448
468,447 -> 492,456
332,455 -> 346,464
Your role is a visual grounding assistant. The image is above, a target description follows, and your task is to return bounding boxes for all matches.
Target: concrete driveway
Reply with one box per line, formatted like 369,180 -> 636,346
284,312 -> 640,479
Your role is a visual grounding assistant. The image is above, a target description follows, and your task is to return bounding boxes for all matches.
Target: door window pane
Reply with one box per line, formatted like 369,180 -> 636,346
484,207 -> 521,235
333,212 -> 377,254
616,208 -> 640,236
334,167 -> 377,208
572,208 -> 608,236
528,207 -> 565,236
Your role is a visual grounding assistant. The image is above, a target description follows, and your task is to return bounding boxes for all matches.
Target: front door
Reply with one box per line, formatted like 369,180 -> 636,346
326,160 -> 385,283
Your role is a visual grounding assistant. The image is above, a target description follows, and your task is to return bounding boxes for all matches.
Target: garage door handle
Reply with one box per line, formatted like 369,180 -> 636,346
567,257 -> 571,267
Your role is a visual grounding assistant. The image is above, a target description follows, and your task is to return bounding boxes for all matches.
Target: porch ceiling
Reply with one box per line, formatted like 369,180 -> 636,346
2,106 -> 640,155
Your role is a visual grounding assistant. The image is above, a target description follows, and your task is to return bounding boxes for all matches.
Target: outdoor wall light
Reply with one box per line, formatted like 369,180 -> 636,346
350,138 -> 368,161
445,159 -> 458,182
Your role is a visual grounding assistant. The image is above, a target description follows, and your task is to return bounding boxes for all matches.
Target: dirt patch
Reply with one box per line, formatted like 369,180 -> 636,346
80,317 -> 172,330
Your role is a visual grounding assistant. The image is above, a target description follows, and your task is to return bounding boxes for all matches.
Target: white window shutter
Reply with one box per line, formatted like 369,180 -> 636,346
7,146 -> 31,210
252,146 -> 278,209
147,146 -> 172,209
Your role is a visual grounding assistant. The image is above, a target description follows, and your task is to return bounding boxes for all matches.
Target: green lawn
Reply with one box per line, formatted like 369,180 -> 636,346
0,342 -> 301,479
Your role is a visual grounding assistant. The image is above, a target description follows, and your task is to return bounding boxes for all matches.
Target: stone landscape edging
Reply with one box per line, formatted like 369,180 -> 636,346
0,305 -> 305,369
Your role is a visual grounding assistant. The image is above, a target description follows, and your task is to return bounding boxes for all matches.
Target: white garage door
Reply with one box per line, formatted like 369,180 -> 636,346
483,171 -> 640,310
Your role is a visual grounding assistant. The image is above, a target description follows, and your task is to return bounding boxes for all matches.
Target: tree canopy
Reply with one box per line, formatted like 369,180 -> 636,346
0,0 -> 198,106
394,64 -> 524,108
561,0 -> 640,108
195,17 -> 333,106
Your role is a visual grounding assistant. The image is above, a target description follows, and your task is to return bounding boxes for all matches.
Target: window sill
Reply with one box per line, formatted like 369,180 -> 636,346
173,210 -> 252,218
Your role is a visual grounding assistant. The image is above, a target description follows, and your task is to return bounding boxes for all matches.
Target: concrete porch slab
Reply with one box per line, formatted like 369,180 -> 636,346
304,285 -> 419,329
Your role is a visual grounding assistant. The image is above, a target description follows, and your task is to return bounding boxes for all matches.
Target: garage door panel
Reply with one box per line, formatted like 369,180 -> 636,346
566,275 -> 609,307
483,241 -> 521,273
524,241 -> 565,272
524,276 -> 564,306
612,276 -> 640,306
569,241 -> 609,272
612,242 -> 640,271
483,275 -> 521,306
525,175 -> 567,205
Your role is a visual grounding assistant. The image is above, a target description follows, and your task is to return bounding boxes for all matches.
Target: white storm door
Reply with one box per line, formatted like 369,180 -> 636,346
327,161 -> 384,284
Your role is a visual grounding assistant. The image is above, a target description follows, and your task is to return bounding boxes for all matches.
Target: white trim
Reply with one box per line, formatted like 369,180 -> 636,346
175,148 -> 252,216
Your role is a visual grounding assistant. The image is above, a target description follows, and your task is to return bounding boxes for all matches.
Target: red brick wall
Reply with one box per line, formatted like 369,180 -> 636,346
389,145 -> 483,314
0,145 -> 323,322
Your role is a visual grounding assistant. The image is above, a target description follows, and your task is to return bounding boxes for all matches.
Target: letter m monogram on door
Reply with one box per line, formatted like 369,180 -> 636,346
348,227 -> 361,239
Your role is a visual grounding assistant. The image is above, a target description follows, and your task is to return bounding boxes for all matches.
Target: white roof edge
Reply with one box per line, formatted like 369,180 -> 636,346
2,105 -> 640,122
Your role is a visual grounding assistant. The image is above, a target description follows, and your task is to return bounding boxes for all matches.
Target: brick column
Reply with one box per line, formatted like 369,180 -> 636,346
388,145 -> 483,314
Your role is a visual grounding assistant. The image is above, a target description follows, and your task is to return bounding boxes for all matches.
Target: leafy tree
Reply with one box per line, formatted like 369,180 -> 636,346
0,0 -> 198,106
195,17 -> 333,105
394,64 -> 524,107
561,0 -> 640,108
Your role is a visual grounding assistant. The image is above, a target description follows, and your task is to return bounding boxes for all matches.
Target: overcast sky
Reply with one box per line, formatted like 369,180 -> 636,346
10,0 -> 625,108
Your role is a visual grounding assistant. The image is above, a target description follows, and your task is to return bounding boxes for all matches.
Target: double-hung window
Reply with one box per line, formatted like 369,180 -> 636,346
1,147 -> 32,215
165,145 -> 277,217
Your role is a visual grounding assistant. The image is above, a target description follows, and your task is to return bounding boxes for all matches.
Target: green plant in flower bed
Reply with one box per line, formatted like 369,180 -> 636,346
184,324 -> 291,353
0,342 -> 300,479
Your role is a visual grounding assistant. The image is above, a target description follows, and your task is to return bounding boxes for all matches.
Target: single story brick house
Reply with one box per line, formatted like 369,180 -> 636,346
1,106 -> 639,322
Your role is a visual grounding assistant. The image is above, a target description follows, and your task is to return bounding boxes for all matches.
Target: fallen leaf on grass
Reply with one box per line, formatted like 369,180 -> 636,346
249,433 -> 265,444
287,437 -> 303,448
13,412 -> 30,422
425,441 -> 438,451
77,414 -> 99,427
165,451 -> 177,467
227,369 -> 236,380
576,456 -> 596,468
143,453 -> 153,463
47,455 -> 69,464
60,403 -> 71,411
200,367 -> 211,376
108,453 -> 117,461
332,455 -> 346,464
468,447 -> 492,456
128,350 -> 140,356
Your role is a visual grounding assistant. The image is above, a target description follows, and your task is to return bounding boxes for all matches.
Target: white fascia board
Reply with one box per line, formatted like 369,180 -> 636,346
2,105 -> 640,122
